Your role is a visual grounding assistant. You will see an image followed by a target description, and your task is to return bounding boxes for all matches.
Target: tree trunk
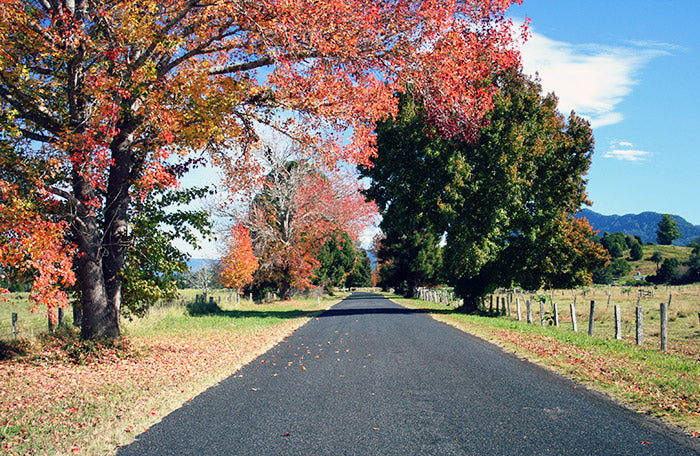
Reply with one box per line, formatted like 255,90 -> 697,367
77,249 -> 120,339
457,296 -> 480,313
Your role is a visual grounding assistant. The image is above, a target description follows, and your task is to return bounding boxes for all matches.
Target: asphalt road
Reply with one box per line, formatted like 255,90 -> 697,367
118,292 -> 699,455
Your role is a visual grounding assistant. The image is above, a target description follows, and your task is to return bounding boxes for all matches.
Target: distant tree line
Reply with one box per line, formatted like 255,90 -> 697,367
584,214 -> 700,286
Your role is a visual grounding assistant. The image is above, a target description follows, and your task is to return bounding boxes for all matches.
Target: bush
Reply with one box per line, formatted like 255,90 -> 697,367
186,297 -> 221,315
630,242 -> 643,261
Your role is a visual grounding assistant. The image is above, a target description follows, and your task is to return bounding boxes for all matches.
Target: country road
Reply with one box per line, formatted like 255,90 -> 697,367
118,292 -> 698,455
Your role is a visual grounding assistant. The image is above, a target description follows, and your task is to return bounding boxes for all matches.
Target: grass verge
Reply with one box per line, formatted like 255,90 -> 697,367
0,294 -> 342,455
390,294 -> 700,437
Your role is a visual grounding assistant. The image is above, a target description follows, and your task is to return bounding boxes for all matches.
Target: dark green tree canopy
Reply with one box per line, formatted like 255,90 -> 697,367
361,70 -> 608,309
630,242 -> 644,261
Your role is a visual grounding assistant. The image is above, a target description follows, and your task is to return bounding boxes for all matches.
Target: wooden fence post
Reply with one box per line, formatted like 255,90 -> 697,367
614,305 -> 622,340
11,313 -> 18,339
570,303 -> 577,332
660,302 -> 668,351
539,299 -> 545,326
48,312 -> 54,332
501,297 -> 507,316
507,294 -> 512,317
553,303 -> 559,327
588,300 -> 595,336
526,300 -> 532,324
636,306 -> 643,345
516,297 -> 522,321
489,295 -> 493,313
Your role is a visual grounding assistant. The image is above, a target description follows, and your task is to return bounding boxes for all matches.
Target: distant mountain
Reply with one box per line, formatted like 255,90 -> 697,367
575,209 -> 700,246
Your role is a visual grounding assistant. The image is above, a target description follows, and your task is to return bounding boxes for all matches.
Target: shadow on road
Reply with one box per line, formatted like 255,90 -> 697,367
186,292 -> 455,319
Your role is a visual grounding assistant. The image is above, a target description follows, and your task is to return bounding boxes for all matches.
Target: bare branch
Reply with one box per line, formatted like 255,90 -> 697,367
0,85 -> 63,134
208,56 -> 275,75
19,128 -> 57,144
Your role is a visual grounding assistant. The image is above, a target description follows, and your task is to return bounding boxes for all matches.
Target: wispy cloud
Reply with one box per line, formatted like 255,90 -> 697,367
603,141 -> 651,162
517,26 -> 670,128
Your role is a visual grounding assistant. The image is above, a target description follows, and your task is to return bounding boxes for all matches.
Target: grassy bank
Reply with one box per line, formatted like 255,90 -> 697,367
0,292 -> 341,455
392,294 -> 700,437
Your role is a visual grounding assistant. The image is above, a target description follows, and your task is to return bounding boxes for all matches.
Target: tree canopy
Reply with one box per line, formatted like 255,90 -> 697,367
243,157 -> 377,298
0,0 -> 524,338
656,214 -> 681,245
362,70 -> 608,309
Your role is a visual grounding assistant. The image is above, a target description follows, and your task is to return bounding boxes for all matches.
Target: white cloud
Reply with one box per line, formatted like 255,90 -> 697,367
603,149 -> 651,162
518,26 -> 668,129
617,141 -> 634,147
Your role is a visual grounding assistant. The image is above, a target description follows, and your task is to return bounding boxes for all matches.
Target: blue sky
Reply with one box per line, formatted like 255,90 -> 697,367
508,0 -> 700,223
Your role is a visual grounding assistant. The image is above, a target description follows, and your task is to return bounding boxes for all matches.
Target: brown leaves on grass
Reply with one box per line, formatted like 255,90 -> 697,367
0,321 -> 305,454
468,324 -> 700,421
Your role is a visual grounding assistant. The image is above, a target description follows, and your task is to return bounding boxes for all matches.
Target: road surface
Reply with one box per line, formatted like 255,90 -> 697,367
118,292 -> 698,455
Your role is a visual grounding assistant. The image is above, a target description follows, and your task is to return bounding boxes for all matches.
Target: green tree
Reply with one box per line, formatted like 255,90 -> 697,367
601,232 -> 627,257
120,186 -> 213,320
650,251 -> 664,272
374,230 -> 443,297
629,242 -> 644,261
656,214 -> 681,245
314,232 -> 356,293
346,250 -> 373,288
361,71 -> 608,310
656,258 -> 681,284
687,238 -> 700,282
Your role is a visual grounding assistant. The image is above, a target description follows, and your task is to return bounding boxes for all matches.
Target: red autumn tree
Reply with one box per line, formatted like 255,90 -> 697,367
0,182 -> 75,318
245,155 -> 377,298
219,223 -> 258,291
0,0 -> 524,339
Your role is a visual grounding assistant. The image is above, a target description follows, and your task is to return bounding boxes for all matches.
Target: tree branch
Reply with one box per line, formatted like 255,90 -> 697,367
208,56 -> 275,75
19,128 -> 56,144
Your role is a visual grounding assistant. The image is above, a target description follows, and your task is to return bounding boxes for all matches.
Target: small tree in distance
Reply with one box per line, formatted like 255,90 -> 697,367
219,224 -> 258,292
650,251 -> 663,272
629,242 -> 644,261
656,214 -> 681,245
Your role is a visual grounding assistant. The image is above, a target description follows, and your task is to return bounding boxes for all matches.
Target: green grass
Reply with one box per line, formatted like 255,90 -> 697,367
124,291 -> 337,337
393,293 -> 700,435
0,292 -> 73,340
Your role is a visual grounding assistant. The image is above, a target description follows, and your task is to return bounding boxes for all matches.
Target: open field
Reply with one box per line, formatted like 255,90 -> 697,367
394,287 -> 700,436
502,284 -> 700,356
0,290 -> 342,455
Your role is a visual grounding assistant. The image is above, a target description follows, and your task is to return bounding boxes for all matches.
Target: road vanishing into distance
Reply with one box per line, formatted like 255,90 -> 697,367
118,293 -> 699,455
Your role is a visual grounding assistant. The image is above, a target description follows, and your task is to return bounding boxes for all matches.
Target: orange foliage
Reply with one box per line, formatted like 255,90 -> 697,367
0,183 -> 75,317
0,0 -> 524,331
220,224 -> 258,290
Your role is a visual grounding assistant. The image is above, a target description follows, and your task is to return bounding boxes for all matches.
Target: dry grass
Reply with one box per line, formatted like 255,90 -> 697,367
506,284 -> 700,356
0,293 -> 342,455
